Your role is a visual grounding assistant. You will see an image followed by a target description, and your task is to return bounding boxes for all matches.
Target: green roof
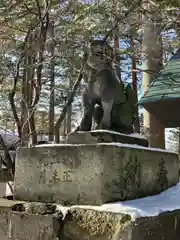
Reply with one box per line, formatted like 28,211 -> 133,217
139,48 -> 180,104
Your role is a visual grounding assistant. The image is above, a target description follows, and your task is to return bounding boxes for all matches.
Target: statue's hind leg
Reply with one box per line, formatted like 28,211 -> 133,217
93,104 -> 104,129
100,100 -> 113,129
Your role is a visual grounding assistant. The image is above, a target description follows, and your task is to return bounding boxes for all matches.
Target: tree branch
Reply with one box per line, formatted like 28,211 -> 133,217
104,0 -> 142,41
54,62 -> 85,143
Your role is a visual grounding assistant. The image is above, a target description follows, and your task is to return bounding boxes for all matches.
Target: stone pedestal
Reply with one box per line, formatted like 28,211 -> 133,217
14,143 -> 179,205
66,130 -> 149,147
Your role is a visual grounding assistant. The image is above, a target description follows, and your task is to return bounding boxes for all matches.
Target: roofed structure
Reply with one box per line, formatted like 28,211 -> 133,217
139,48 -> 180,128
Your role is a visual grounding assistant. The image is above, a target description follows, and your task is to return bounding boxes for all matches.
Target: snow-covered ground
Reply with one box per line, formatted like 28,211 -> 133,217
57,182 -> 180,221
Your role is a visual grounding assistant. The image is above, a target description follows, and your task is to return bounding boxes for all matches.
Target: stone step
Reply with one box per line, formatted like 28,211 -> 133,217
66,130 -> 149,147
62,207 -> 180,240
14,143 -> 179,205
0,199 -> 25,240
0,199 -> 180,240
0,199 -> 59,240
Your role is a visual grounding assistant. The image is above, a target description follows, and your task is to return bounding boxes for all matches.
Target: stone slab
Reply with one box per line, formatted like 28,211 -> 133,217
62,207 -> 180,240
14,144 -> 179,205
66,130 -> 149,147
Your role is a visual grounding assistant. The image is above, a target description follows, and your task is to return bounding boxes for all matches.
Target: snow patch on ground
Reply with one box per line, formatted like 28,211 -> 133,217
56,182 -> 180,221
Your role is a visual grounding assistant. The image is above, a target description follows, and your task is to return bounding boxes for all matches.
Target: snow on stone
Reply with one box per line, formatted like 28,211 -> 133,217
56,182 -> 180,221
97,142 -> 177,154
90,129 -> 147,140
130,132 -> 147,139
35,142 -> 177,154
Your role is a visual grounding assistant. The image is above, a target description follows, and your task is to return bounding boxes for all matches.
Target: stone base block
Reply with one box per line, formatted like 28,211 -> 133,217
62,208 -> 180,240
0,199 -> 25,240
66,130 -> 149,147
0,199 -> 180,240
9,211 -> 57,240
14,143 -> 179,205
0,200 -> 62,240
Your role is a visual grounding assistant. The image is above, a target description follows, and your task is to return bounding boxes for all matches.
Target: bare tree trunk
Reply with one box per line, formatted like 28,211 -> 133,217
29,11 -> 49,144
66,59 -> 73,134
130,36 -> 140,133
54,63 -> 85,143
63,117 -> 67,136
41,111 -> 46,136
178,127 -> 180,154
21,55 -> 30,146
28,53 -> 37,145
142,2 -> 165,148
114,34 -> 121,80
66,81 -> 72,134
48,22 -> 55,141
113,0 -> 121,81
8,50 -> 27,140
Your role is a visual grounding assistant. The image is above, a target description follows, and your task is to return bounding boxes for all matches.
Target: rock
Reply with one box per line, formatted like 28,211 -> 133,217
62,208 -> 180,240
14,143 -> 179,205
23,202 -> 56,214
62,208 -> 132,240
66,130 -> 149,147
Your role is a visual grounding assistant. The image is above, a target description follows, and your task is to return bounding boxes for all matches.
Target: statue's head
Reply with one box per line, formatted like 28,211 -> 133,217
86,39 -> 113,70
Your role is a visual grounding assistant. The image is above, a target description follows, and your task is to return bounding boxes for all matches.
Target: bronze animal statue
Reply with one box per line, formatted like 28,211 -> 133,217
92,83 -> 137,134
78,39 -> 126,131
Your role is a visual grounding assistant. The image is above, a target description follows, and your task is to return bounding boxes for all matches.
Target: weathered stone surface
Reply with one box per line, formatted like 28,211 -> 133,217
14,144 -> 179,205
5,201 -> 63,240
0,199 -> 64,240
62,208 -> 180,240
63,208 -> 132,240
9,211 -> 58,240
66,130 -> 148,147
0,199 -> 25,240
1,199 -> 180,240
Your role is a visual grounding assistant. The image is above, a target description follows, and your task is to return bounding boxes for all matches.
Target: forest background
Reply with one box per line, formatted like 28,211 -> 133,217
0,0 -> 180,151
